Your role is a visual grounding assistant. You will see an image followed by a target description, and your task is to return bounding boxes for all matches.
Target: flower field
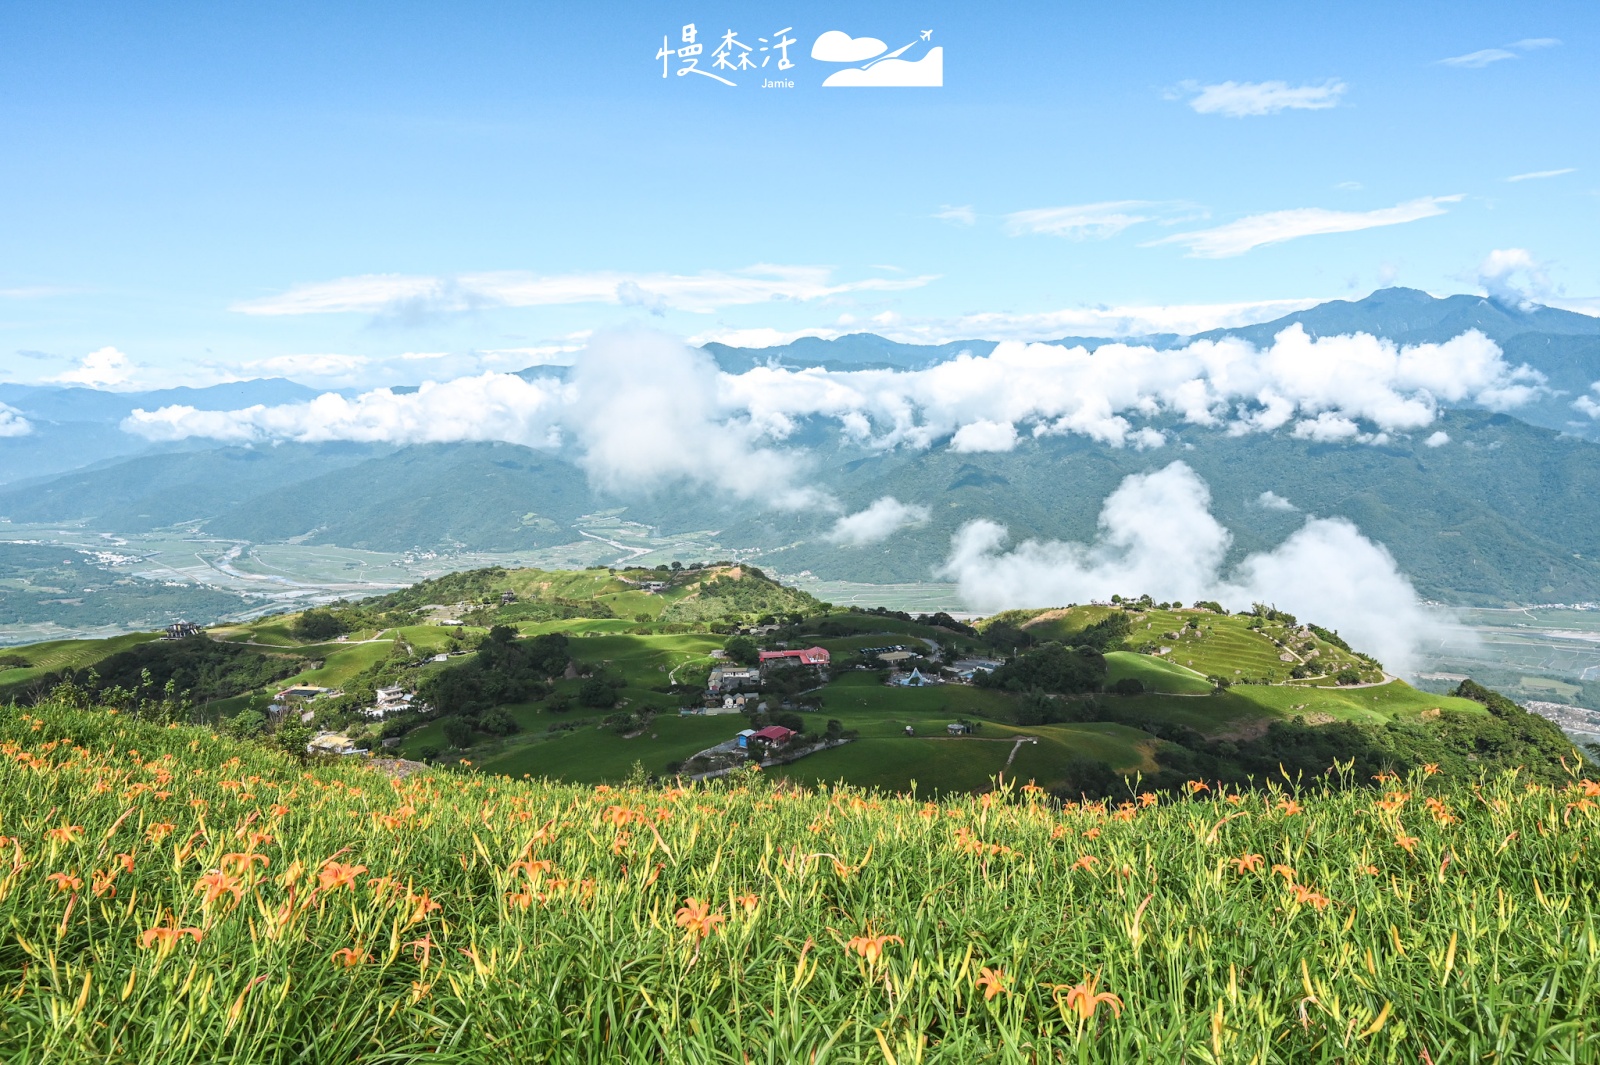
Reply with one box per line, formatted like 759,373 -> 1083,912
1,699 -> 1597,1063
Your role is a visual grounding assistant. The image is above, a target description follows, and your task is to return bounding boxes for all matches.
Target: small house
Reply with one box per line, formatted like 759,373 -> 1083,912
895,668 -> 933,687
758,647 -> 831,680
748,725 -> 796,749
163,621 -> 202,640
946,723 -> 972,735
734,728 -> 758,749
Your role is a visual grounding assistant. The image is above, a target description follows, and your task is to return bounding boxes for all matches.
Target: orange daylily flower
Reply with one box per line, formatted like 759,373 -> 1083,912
45,824 -> 83,844
1421,763 -> 1440,777
845,931 -> 902,966
220,852 -> 270,875
194,870 -> 244,905
1072,854 -> 1097,872
46,871 -> 82,893
317,860 -> 368,892
1230,853 -> 1265,874
1054,973 -> 1124,1022
734,893 -> 759,913
1289,883 -> 1331,910
674,897 -> 726,940
146,822 -> 176,844
139,922 -> 203,953
330,947 -> 369,968
1138,792 -> 1158,808
1278,800 -> 1303,816
1271,864 -> 1297,883
975,966 -> 1008,1001
1395,832 -> 1419,854
1186,781 -> 1210,795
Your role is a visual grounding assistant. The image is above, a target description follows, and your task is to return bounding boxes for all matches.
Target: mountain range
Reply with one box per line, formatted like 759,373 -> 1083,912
3,288 -> 1600,608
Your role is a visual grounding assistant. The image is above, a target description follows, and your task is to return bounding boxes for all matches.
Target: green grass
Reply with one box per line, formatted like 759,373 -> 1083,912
0,631 -> 163,691
1103,651 -> 1213,695
475,710 -> 740,781
3,698 -> 1595,1062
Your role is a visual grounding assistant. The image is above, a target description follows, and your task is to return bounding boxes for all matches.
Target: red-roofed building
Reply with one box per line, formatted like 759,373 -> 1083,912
749,725 -> 796,747
757,647 -> 831,679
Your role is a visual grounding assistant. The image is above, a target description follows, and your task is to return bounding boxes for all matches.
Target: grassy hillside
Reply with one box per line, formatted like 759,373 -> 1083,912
1,573 -> 1581,800
0,699 -> 1595,1062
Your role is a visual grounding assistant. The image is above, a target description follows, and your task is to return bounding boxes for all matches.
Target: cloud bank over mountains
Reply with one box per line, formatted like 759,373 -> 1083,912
231,266 -> 935,318
124,325 -> 1545,507
939,462 -> 1450,674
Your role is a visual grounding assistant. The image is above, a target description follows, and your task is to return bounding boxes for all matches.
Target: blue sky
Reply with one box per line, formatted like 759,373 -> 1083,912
1,0 -> 1596,389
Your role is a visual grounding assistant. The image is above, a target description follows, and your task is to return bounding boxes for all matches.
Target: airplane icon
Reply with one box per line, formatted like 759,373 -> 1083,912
920,30 -> 932,41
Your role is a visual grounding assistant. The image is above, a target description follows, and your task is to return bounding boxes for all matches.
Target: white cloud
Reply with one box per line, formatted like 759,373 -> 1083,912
123,373 -> 568,448
1574,385 -> 1600,420
1148,196 -> 1462,258
934,204 -> 976,226
123,326 -> 1544,505
47,346 -> 137,388
1292,412 -> 1373,443
246,354 -> 373,382
1439,38 -> 1560,67
1003,201 -> 1201,241
825,497 -> 931,546
822,47 -> 942,88
939,462 -> 1448,673
1505,168 -> 1575,182
232,266 -> 937,317
1425,430 -> 1451,447
949,419 -> 1019,452
1438,48 -> 1517,68
1182,79 -> 1346,117
1257,490 -> 1297,511
811,31 -> 887,63
561,330 -> 830,510
124,323 -> 1536,511
687,297 -> 1332,348
1477,248 -> 1552,305
0,403 -> 32,438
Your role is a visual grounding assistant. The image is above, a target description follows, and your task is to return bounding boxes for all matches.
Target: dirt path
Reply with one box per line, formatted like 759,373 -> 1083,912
1000,735 -> 1038,772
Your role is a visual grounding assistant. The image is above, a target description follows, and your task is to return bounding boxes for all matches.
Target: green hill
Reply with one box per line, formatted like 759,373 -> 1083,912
1,569 -> 1582,798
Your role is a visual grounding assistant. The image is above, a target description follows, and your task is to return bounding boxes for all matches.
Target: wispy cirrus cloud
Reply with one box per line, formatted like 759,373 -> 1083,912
1438,37 -> 1560,67
1177,79 -> 1346,117
1146,195 -> 1463,258
690,296 -> 1331,347
933,204 -> 976,226
1505,168 -> 1575,182
231,266 -> 937,318
1003,201 -> 1202,241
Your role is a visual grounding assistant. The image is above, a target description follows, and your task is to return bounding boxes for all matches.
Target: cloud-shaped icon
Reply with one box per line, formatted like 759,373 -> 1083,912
811,30 -> 888,63
823,46 -> 943,87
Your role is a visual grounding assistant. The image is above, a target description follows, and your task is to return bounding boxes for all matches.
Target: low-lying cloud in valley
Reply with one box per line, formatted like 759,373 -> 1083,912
826,497 -> 932,547
939,462 -> 1452,674
122,324 -> 1544,513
